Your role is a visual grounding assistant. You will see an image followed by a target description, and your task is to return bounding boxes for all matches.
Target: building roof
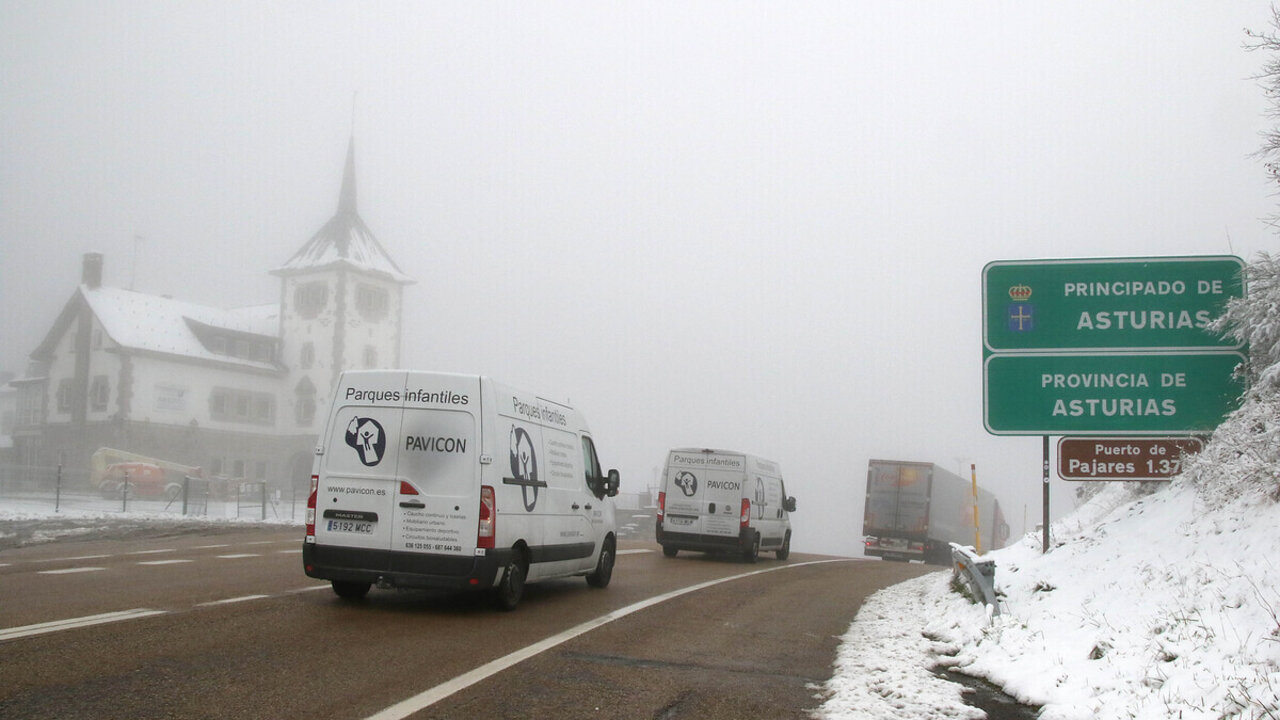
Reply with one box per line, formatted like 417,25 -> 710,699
33,286 -> 281,373
273,137 -> 413,284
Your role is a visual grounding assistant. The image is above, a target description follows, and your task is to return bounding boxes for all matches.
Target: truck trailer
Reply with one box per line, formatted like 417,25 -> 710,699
862,459 -> 1009,564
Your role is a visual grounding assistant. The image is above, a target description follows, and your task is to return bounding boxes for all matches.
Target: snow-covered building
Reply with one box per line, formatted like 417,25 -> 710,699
9,139 -> 413,490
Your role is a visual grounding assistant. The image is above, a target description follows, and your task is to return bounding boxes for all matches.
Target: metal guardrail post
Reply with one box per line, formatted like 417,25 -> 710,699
950,542 -> 1000,617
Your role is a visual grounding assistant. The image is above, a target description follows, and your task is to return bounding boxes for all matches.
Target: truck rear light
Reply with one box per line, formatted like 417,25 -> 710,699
657,491 -> 665,520
477,485 -> 495,549
740,498 -> 751,528
305,474 -> 318,539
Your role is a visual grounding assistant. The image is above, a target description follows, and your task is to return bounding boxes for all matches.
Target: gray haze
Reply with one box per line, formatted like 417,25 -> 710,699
2,2 -> 1276,555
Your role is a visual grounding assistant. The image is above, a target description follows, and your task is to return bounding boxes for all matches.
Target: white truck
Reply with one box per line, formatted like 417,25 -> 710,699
303,370 -> 620,609
655,448 -> 795,562
862,459 -> 1009,564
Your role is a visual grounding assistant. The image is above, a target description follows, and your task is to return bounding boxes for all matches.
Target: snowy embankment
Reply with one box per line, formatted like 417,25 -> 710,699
818,408 -> 1280,719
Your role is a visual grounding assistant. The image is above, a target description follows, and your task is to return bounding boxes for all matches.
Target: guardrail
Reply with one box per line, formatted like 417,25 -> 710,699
950,542 -> 1000,617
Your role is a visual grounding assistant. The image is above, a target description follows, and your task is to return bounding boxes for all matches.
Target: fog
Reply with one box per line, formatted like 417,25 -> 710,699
2,2 -> 1276,555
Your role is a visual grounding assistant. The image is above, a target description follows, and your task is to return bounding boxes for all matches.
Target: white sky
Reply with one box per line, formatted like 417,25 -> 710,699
3,2 -> 1278,555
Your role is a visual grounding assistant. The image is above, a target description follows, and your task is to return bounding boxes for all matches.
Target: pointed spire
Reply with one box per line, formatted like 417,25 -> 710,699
338,135 -> 357,215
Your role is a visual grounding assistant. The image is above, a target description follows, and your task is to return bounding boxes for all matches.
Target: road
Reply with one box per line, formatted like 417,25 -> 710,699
0,525 -> 932,719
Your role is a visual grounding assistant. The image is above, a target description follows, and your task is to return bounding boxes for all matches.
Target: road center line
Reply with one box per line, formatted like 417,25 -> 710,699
616,549 -> 650,555
0,609 -> 167,642
365,559 -> 852,720
37,567 -> 105,575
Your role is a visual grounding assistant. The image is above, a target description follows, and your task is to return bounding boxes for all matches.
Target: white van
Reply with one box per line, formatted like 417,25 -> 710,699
303,370 -> 620,609
655,448 -> 795,562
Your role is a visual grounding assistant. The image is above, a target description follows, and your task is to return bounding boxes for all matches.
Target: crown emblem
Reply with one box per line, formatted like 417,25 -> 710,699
1008,284 -> 1032,301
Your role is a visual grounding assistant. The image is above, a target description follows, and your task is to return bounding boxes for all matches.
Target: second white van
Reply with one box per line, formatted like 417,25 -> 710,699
655,448 -> 795,562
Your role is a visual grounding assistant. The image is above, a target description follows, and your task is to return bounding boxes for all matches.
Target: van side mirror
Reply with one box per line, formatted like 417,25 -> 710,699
784,496 -> 797,513
606,469 -> 620,497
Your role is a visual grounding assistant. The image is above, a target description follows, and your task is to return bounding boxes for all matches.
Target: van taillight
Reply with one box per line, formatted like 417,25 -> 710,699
740,498 -> 751,528
657,491 -> 665,520
477,485 -> 495,550
305,474 -> 318,539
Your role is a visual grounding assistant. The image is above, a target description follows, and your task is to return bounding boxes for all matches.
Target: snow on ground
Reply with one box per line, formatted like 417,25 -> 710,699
818,443 -> 1280,718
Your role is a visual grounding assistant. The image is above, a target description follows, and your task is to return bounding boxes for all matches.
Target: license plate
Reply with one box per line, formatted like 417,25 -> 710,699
327,519 -> 374,534
669,516 -> 694,527
881,538 -> 907,549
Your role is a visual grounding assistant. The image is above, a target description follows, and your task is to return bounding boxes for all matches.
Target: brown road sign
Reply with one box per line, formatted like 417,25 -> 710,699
1057,436 -> 1204,481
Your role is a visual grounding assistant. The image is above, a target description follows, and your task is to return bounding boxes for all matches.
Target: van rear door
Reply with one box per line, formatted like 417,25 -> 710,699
314,372 -> 408,558
664,450 -> 746,540
391,374 -> 482,561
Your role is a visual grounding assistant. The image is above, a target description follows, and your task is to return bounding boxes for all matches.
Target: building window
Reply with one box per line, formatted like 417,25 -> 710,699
294,377 -> 317,426
295,282 -> 329,319
16,384 -> 42,426
356,283 -> 389,321
210,387 -> 276,426
363,345 -> 378,368
253,396 -> 273,423
90,375 -> 109,412
254,460 -> 268,480
56,379 -> 74,413
300,342 -> 315,369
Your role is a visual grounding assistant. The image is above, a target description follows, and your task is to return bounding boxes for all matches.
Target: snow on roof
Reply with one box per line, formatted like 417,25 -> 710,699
272,211 -> 413,284
272,137 -> 413,285
82,286 -> 280,371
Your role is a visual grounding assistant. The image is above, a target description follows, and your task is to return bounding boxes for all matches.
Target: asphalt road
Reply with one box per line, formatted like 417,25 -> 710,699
0,525 -> 933,719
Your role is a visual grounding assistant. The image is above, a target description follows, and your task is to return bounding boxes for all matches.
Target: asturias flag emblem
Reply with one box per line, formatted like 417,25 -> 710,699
1006,284 -> 1034,332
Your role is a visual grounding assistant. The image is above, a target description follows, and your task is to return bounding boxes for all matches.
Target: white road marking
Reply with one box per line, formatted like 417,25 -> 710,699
31,554 -> 110,563
215,554 -> 260,559
127,548 -> 176,555
616,549 -> 650,555
38,567 -> 105,575
276,549 -> 303,554
0,609 -> 167,641
197,595 -> 270,607
137,559 -> 193,566
192,544 -> 230,549
365,559 -> 852,720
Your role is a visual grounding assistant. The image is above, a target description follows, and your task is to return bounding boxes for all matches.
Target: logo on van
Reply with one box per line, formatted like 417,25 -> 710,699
507,425 -> 541,512
674,471 -> 698,497
345,417 -> 387,466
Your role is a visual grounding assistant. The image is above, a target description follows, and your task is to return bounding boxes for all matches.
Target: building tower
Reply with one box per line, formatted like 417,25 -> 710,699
273,137 -> 414,441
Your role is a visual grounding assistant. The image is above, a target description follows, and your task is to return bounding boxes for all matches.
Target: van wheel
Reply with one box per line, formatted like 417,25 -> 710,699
743,533 -> 760,563
495,553 -> 527,611
662,545 -> 678,558
776,532 -> 791,561
332,581 -> 371,601
586,537 -> 615,588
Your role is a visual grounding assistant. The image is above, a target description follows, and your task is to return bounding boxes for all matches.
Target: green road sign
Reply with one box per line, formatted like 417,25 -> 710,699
983,352 -> 1245,435
983,256 -> 1244,353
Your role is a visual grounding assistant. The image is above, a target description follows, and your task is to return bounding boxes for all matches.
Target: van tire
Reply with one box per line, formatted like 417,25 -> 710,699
495,552 -> 527,611
662,545 -> 678,558
586,536 -> 615,588
743,533 -> 760,563
776,532 -> 791,561
332,581 -> 371,601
